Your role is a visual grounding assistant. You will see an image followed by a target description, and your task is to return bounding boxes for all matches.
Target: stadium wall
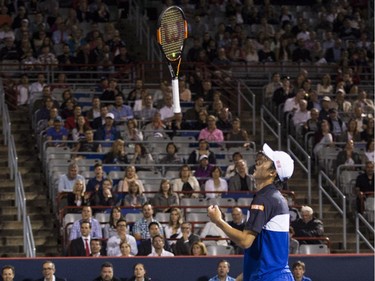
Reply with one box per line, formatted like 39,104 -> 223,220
0,254 -> 373,281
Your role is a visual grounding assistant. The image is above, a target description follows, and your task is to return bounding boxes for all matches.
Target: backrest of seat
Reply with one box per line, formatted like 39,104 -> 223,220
206,245 -> 234,255
299,244 -> 330,254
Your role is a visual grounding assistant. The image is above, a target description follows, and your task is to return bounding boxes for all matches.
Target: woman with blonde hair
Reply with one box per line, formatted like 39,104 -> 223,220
118,165 -> 145,193
103,139 -> 129,167
120,241 -> 133,257
191,241 -> 208,256
172,164 -> 200,198
122,181 -> 147,207
163,207 -> 183,245
67,179 -> 90,207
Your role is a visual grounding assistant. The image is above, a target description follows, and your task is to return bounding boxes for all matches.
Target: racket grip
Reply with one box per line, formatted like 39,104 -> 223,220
172,78 -> 181,113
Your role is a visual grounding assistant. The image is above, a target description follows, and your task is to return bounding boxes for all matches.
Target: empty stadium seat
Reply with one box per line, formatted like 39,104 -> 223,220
299,244 -> 330,254
206,244 -> 235,255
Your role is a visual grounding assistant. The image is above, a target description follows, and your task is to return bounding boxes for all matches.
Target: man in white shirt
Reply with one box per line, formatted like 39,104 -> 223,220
147,235 -> 174,256
106,218 -> 138,256
159,93 -> 174,122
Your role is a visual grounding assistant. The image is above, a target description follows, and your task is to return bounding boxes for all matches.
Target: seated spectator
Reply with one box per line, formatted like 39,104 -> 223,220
174,222 -> 200,255
216,107 -> 233,132
318,96 -> 331,121
100,78 -> 122,104
123,118 -> 143,142
353,89 -> 375,116
330,89 -> 352,114
289,226 -> 299,254
91,105 -> 109,130
165,112 -> 191,138
103,206 -> 125,239
292,99 -> 310,128
172,164 -> 201,198
316,73 -> 334,97
58,163 -> 86,193
198,115 -> 224,143
225,152 -> 246,178
137,222 -> 171,256
85,97 -> 101,121
103,139 -> 129,167
132,203 -> 164,241
142,112 -> 167,140
313,120 -> 334,161
72,129 -> 102,160
338,119 -> 361,143
204,167 -> 228,199
335,140 -> 362,172
195,155 -> 215,187
191,241 -> 208,256
184,96 -> 206,122
60,98 -> 76,120
90,238 -> 105,257
291,205 -> 324,244
69,206 -> 102,241
85,163 -> 106,193
159,142 -> 183,173
228,159 -> 253,192
355,161 -> 374,213
130,143 -> 155,170
35,97 -> 55,124
302,108 -> 320,146
121,181 -> 147,208
64,105 -> 86,132
200,210 -> 229,246
364,139 -> 375,162
71,115 -> 92,142
227,207 -> 245,254
159,93 -> 174,122
163,207 -> 183,246
106,218 -> 138,256
195,109 -> 209,130
360,118 -> 374,143
119,241 -> 133,257
147,235 -> 174,256
110,94 -> 134,124
94,113 -> 121,146
46,116 -> 69,147
187,139 -> 217,165
152,179 -> 179,213
134,94 -> 158,123
67,179 -> 90,208
69,220 -> 93,256
292,261 -> 312,281
226,118 -> 250,149
272,76 -> 293,109
90,178 -> 117,207
327,108 -> 347,140
208,260 -> 236,281
118,165 -> 145,193
36,107 -> 60,134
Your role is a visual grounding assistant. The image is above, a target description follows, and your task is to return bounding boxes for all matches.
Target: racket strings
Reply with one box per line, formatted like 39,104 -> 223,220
159,9 -> 185,60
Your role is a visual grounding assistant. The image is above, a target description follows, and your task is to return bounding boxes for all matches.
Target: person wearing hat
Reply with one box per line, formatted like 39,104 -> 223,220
194,154 -> 215,187
208,143 -> 295,281
94,112 -> 120,147
331,89 -> 352,114
318,96 -> 331,120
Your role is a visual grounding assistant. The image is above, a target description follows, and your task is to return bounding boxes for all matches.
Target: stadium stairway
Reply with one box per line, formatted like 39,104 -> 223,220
0,109 -> 60,257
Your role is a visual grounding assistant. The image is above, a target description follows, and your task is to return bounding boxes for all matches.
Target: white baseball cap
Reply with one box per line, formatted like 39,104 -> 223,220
262,143 -> 294,181
105,113 -> 115,119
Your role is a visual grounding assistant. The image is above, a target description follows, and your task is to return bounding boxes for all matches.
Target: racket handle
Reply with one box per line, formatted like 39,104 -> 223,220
172,78 -> 181,113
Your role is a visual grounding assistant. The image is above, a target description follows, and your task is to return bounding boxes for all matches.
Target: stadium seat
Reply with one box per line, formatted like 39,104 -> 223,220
299,244 -> 330,254
206,244 -> 235,255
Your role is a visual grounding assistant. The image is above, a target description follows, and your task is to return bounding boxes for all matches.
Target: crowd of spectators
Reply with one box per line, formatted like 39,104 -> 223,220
0,0 -> 373,260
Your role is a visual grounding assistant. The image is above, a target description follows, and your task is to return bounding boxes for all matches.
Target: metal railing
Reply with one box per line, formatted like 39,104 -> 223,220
260,106 -> 281,150
318,171 -> 347,250
0,79 -> 36,257
237,81 -> 256,138
355,213 -> 375,253
287,135 -> 312,204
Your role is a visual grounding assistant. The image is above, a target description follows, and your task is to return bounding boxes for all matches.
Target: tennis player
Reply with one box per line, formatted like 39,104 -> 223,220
208,143 -> 294,281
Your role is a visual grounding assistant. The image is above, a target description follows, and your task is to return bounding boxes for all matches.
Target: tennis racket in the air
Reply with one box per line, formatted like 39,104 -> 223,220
156,6 -> 188,113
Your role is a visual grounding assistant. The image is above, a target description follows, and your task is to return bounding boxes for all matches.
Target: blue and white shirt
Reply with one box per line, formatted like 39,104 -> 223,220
243,184 -> 293,281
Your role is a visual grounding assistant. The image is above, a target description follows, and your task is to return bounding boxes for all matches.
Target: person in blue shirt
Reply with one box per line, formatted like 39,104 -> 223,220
209,260 -> 236,281
208,143 -> 295,281
292,261 -> 312,281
